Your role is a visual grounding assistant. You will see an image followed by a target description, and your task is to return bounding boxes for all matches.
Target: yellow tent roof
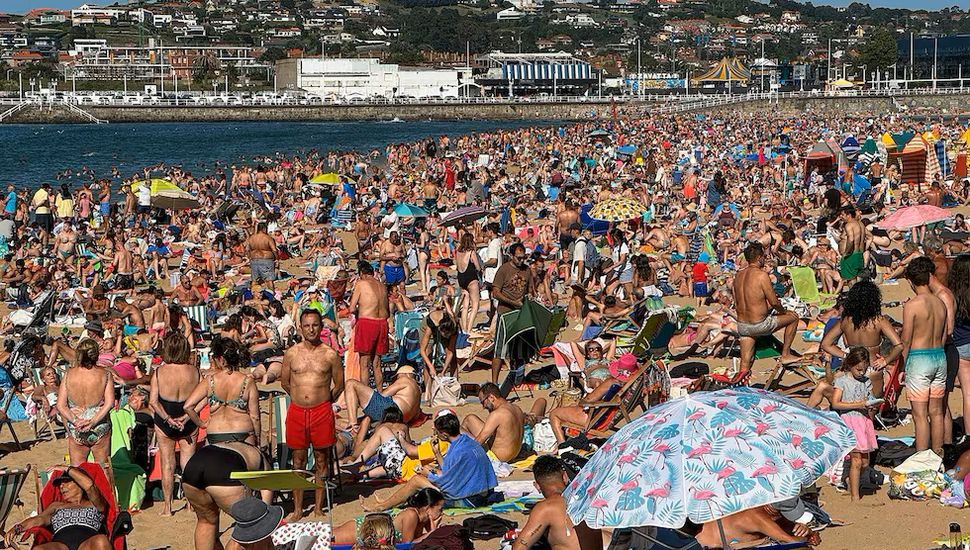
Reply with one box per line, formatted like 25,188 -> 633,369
130,178 -> 180,193
694,57 -> 750,82
960,128 -> 970,145
830,79 -> 856,88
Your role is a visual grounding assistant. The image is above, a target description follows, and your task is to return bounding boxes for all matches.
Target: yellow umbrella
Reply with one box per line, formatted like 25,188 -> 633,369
589,197 -> 645,222
130,178 -> 174,192
310,173 -> 341,185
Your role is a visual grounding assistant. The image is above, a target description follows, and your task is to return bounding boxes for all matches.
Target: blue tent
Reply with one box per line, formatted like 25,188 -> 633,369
580,203 -> 610,235
935,140 -> 949,176
841,136 -> 861,161
851,173 -> 871,196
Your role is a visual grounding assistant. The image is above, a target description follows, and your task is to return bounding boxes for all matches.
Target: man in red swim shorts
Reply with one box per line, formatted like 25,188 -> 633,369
281,309 -> 344,521
349,260 -> 391,389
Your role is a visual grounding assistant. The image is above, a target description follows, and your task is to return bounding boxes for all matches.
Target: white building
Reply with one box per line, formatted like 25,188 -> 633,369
277,58 -> 465,99
497,8 -> 525,20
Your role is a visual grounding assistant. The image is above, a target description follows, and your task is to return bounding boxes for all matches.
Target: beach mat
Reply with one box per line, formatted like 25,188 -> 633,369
441,494 -> 541,517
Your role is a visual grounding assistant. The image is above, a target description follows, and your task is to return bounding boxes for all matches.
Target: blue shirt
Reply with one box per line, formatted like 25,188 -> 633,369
4,191 -> 16,214
428,434 -> 497,500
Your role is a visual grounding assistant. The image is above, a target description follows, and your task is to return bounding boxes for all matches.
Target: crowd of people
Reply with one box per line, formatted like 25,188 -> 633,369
1,109 -> 970,550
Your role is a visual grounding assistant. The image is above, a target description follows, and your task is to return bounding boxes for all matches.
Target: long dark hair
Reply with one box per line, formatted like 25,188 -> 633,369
950,254 -> 970,322
843,280 -> 882,329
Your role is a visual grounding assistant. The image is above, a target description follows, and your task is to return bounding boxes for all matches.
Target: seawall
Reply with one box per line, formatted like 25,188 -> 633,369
695,92 -> 970,115
3,100 -> 616,123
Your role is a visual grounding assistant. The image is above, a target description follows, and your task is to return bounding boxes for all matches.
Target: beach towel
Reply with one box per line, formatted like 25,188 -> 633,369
441,494 -> 541,516
106,407 -> 147,511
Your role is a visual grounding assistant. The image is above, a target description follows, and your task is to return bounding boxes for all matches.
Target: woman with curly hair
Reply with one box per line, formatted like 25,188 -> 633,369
814,281 -> 903,407
949,255 -> 970,434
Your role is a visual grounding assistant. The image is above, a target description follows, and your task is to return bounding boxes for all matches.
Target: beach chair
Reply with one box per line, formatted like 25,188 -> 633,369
614,312 -> 665,351
785,266 -> 837,319
22,463 -> 131,550
876,357 -> 905,429
0,387 -> 23,451
0,466 -> 30,533
763,353 -> 823,396
183,303 -> 210,343
561,364 -> 650,439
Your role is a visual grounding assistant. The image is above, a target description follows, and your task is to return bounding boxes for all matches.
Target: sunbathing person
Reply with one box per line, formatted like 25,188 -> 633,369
333,488 -> 443,544
342,406 -> 418,479
548,375 -> 621,445
569,338 -> 616,391
667,311 -> 736,358
684,505 -> 819,548
344,364 -> 422,447
511,455 -> 601,550
461,382 -> 546,462
361,411 -> 497,512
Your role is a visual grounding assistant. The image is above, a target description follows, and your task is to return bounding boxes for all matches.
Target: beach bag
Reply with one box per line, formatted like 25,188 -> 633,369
412,525 -> 473,550
532,418 -> 557,453
553,388 -> 582,410
463,515 -> 517,540
888,449 -> 946,501
430,376 -> 461,408
874,440 -> 917,468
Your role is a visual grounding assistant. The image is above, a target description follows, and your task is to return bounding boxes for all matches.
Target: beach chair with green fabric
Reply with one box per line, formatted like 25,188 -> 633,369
270,395 -> 341,492
614,312 -> 666,354
0,466 -> 30,533
786,266 -> 837,319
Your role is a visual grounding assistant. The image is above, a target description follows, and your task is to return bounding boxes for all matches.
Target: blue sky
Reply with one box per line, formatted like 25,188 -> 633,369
3,0 -> 969,11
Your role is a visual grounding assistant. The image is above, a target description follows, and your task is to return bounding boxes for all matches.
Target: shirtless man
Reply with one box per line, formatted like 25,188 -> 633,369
421,179 -> 440,213
461,382 -> 546,462
902,257 -> 950,453
379,231 -> 406,287
115,297 -> 146,334
837,205 -> 866,285
81,284 -> 110,320
512,456 -> 601,550
733,242 -> 799,377
112,239 -> 134,291
344,364 -> 422,452
556,200 -> 580,258
172,276 -> 203,306
246,222 -> 277,283
926,259 -> 960,445
280,309 -> 344,520
348,261 -> 390,390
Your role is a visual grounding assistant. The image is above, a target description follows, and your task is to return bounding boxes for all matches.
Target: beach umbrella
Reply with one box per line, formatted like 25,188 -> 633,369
589,197 -> 646,222
309,172 -> 341,185
563,387 -> 855,530
129,178 -> 174,192
150,183 -> 200,210
841,136 -> 860,161
440,205 -> 487,227
588,129 -> 611,139
495,298 -> 558,365
876,204 -> 953,231
890,131 -> 915,150
393,203 -> 428,218
856,138 -> 879,169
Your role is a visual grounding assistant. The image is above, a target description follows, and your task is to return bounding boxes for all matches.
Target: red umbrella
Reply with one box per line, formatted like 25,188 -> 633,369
877,205 -> 953,231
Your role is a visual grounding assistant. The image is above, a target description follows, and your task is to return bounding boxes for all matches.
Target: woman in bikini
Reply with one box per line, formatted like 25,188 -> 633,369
813,280 -> 903,408
414,218 -> 432,294
149,333 -> 200,516
332,488 -> 444,544
57,338 -> 114,466
181,336 -> 268,550
453,233 -> 482,335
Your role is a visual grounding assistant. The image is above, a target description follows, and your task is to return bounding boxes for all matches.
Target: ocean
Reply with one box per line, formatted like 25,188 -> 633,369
0,120 -> 554,187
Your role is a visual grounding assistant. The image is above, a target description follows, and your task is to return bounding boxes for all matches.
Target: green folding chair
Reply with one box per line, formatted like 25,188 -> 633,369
0,466 -> 30,533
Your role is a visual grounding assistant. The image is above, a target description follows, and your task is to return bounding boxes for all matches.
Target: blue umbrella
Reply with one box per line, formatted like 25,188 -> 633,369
564,387 -> 855,529
393,203 -> 429,218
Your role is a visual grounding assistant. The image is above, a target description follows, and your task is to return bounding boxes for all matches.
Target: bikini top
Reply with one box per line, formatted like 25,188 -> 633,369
208,375 -> 250,411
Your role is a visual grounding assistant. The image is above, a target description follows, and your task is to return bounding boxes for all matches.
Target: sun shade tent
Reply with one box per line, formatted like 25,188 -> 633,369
888,134 -> 940,185
803,141 -> 838,182
693,57 -> 750,84
830,78 -> 856,89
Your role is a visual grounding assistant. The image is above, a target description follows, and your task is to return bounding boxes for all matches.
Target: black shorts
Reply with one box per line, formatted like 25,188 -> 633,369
945,341 -> 960,393
115,273 -> 134,290
559,233 -> 575,253
36,213 -> 53,233
181,445 -> 247,489
137,205 -> 151,215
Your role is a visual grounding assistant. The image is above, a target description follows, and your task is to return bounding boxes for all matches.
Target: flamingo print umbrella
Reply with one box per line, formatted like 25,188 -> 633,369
563,387 -> 855,529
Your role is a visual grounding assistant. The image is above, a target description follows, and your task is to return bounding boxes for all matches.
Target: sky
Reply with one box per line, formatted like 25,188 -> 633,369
3,0 -> 969,12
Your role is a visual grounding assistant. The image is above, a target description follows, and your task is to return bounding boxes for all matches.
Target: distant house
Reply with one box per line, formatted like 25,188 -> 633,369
536,38 -> 555,50
565,13 -> 597,27
781,10 -> 800,23
735,15 -> 753,24
26,9 -> 69,25
497,7 -> 525,20
5,49 -> 44,66
372,26 -> 400,38
268,26 -> 301,38
551,33 -> 573,45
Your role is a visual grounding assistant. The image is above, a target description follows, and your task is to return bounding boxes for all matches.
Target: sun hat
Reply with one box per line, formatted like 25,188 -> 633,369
229,497 -> 284,544
608,353 -> 638,381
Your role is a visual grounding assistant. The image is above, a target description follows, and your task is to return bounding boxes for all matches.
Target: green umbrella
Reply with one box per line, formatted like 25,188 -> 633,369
393,203 -> 429,218
495,298 -> 565,364
890,131 -> 915,150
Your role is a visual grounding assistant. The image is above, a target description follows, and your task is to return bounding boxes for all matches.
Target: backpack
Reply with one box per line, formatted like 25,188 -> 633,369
412,525 -> 474,550
462,514 -> 517,540
575,237 -> 602,273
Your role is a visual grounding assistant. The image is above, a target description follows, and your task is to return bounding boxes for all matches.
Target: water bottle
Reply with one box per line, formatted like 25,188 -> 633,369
949,522 -> 961,549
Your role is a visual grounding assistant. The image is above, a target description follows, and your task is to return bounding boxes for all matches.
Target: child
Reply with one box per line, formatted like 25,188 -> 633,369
691,254 -> 710,307
830,347 -> 881,501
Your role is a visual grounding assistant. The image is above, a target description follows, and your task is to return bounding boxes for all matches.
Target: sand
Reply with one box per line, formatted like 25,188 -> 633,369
2,229 -> 968,550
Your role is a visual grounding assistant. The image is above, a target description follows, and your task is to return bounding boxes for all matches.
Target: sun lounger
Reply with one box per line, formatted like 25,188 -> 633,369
0,466 -> 29,533
562,364 -> 650,439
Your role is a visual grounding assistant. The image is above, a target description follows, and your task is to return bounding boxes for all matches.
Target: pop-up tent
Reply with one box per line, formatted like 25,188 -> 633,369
887,133 -> 940,185
803,141 -> 842,181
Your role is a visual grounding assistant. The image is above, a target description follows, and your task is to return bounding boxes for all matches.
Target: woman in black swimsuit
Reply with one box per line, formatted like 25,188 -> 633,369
4,466 -> 110,550
181,337 -> 268,550
149,332 -> 200,517
454,232 -> 482,334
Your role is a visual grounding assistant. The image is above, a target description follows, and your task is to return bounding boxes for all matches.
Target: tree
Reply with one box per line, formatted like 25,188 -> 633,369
859,28 -> 898,71
259,46 -> 288,63
192,52 -> 221,86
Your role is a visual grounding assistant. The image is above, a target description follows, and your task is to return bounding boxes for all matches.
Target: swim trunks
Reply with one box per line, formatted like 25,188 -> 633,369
115,273 -> 134,290
904,347 -> 947,402
285,400 -> 335,449
384,264 -> 405,285
355,316 -> 389,356
839,250 -> 865,280
692,281 -> 708,298
251,258 -> 276,281
736,316 -> 779,338
363,391 -> 397,422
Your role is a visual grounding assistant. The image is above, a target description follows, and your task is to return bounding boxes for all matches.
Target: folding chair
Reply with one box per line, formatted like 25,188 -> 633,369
561,364 -> 650,439
785,266 -> 837,319
876,357 -> 905,429
183,304 -> 210,343
0,466 -> 30,533
0,388 -> 23,450
763,353 -> 823,396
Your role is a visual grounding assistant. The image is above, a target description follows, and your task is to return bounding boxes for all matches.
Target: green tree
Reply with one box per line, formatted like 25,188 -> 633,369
859,28 -> 898,70
259,46 -> 288,63
192,52 -> 221,86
